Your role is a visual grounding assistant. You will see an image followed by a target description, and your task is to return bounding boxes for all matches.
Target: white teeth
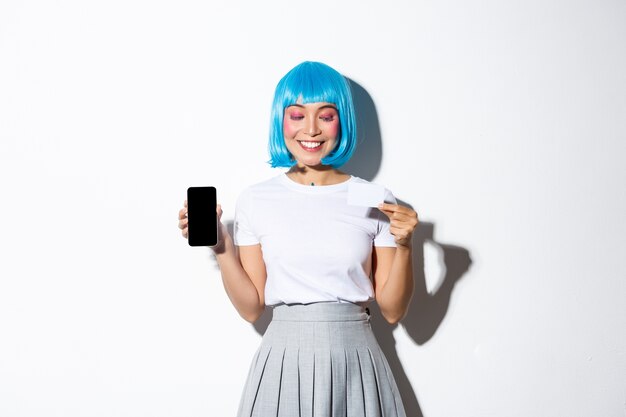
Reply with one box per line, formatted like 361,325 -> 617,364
301,141 -> 322,148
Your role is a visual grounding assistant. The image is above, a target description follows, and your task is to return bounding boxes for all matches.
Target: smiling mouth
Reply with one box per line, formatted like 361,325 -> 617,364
298,140 -> 324,152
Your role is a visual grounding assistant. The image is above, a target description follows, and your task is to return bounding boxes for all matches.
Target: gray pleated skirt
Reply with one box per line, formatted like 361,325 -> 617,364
236,302 -> 407,417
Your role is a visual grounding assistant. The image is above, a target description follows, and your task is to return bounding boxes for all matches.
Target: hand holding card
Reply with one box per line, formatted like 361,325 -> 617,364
377,202 -> 420,248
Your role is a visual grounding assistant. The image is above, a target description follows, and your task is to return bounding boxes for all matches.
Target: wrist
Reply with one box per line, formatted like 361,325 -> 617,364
395,242 -> 412,252
212,234 -> 234,256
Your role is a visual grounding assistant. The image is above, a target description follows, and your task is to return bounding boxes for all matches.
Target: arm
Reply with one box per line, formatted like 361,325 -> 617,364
372,203 -> 419,324
372,246 -> 413,324
214,236 -> 267,323
179,201 -> 266,323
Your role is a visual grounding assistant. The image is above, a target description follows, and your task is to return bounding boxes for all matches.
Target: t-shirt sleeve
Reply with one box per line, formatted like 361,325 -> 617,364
374,188 -> 398,247
234,189 -> 259,246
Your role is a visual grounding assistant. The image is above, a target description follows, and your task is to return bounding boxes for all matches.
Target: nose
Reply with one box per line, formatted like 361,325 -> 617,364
305,118 -> 321,137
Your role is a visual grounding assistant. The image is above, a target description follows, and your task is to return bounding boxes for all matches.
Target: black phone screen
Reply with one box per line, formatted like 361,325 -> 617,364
187,186 -> 218,247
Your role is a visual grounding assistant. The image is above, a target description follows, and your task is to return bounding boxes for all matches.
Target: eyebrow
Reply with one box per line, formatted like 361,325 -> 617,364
288,104 -> 338,111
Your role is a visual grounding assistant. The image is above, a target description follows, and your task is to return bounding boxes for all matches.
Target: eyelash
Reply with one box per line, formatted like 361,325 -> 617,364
289,115 -> 336,122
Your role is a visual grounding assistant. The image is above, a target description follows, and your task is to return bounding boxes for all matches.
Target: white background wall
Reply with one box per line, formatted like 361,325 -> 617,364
1,0 -> 625,416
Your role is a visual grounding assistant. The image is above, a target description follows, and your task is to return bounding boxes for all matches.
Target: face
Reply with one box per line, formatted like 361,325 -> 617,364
283,101 -> 340,167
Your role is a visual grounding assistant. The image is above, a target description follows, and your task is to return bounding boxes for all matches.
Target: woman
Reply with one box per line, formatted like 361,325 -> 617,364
178,61 -> 418,417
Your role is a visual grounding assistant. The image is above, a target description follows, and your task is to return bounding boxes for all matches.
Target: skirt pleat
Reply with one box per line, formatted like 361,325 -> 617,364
237,345 -> 273,417
330,348 -> 347,417
314,349 -> 332,417
355,348 -> 381,417
277,347 -> 300,417
345,348 -> 366,417
381,354 -> 404,417
367,347 -> 399,417
236,303 -> 406,417
253,346 -> 286,417
299,349 -> 314,417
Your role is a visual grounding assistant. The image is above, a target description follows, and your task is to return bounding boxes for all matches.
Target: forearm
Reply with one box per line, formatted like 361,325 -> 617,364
377,246 -> 414,324
214,236 -> 264,322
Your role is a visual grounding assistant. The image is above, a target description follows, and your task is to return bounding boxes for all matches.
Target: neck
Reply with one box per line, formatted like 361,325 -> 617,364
286,165 -> 349,186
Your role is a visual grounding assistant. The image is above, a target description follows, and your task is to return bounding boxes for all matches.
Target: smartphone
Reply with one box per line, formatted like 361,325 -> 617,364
186,186 -> 218,247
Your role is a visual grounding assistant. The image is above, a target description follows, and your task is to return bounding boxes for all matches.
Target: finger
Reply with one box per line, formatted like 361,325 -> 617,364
378,208 -> 394,220
217,204 -> 223,220
184,199 -> 187,207
378,203 -> 405,213
378,203 -> 415,216
389,211 -> 415,221
178,218 -> 188,229
389,226 -> 411,241
179,208 -> 188,220
390,220 -> 419,235
382,211 -> 414,224
384,210 -> 419,226
390,225 -> 410,235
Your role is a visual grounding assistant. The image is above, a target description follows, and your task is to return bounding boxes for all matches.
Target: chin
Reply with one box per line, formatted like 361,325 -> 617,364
291,153 -> 326,168
296,160 -> 324,168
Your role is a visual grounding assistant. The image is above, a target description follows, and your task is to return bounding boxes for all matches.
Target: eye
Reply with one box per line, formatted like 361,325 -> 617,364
319,114 -> 336,122
289,113 -> 304,121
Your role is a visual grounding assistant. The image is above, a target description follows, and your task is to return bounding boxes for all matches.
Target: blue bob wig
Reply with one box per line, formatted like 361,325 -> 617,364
268,61 -> 357,168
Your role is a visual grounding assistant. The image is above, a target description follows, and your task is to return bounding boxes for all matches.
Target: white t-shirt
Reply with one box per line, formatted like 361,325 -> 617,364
234,173 -> 397,306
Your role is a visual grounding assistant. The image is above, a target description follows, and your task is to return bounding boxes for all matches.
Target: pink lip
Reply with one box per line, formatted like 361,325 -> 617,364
298,141 -> 324,152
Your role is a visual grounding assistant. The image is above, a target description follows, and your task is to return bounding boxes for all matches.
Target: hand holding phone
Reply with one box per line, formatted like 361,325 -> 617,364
186,186 -> 218,246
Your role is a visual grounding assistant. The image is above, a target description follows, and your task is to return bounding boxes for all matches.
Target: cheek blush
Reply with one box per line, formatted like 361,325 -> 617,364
283,118 -> 297,137
326,120 -> 339,138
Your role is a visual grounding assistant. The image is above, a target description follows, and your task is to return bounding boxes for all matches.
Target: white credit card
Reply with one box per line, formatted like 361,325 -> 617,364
347,182 -> 386,207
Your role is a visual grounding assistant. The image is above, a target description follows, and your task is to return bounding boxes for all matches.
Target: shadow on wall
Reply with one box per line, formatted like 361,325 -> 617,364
223,80 -> 473,417
341,78 -> 383,180
369,216 -> 472,417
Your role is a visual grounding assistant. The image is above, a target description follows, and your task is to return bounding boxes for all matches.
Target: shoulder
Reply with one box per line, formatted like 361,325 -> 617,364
237,174 -> 285,205
241,174 -> 284,194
